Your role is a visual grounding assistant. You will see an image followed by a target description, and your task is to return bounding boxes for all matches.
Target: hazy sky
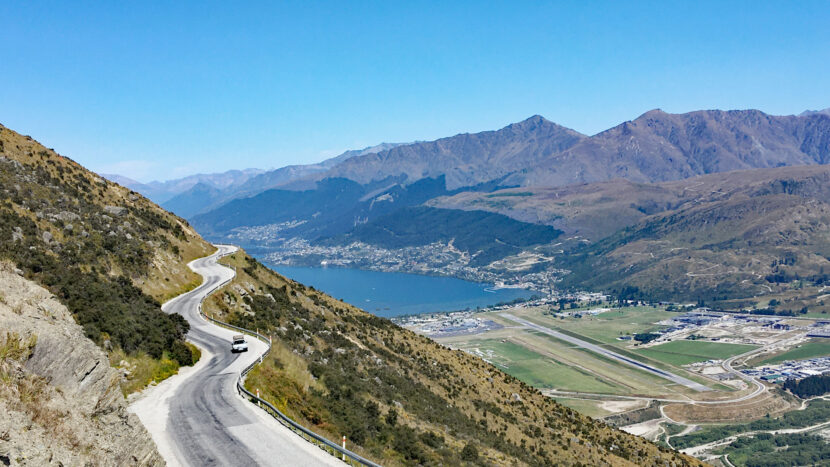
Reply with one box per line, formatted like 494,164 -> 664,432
2,1 -> 829,182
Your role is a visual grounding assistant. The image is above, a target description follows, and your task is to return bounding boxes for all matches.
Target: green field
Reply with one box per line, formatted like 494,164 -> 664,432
754,340 -> 830,366
457,339 -> 622,393
635,340 -> 758,366
507,306 -> 674,345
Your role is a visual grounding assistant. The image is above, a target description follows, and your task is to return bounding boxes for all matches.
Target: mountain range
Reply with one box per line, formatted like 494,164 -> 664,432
104,142 -> 407,218
102,168 -> 265,204
112,107 -> 830,308
112,108 -> 830,220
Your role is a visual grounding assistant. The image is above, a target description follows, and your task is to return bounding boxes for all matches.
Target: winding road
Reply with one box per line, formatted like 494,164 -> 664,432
130,245 -> 342,467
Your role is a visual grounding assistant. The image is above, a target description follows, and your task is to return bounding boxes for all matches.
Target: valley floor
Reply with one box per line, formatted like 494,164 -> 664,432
400,302 -> 830,466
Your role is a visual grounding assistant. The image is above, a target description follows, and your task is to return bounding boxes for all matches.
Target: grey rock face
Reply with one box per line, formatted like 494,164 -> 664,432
0,263 -> 163,466
55,211 -> 80,222
104,205 -> 128,217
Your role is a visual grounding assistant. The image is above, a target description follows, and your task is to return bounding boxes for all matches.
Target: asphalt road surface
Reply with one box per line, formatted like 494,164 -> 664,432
500,313 -> 712,392
131,245 -> 342,467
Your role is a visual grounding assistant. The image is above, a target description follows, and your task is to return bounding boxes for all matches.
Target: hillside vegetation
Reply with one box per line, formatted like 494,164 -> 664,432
0,124 -> 213,389
203,251 -> 701,466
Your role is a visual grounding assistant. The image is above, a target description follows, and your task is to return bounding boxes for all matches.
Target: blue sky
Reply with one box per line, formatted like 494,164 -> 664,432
1,1 -> 829,182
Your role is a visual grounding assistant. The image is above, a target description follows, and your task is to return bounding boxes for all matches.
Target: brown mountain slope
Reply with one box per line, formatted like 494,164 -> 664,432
434,165 -> 830,308
559,190 -> 830,306
0,124 -> 213,300
511,109 -> 830,187
432,165 -> 830,241
320,115 -> 587,190
306,109 -> 830,194
204,252 -> 702,466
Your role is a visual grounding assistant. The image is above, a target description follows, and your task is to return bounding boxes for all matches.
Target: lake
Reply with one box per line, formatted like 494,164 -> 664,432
267,265 -> 535,318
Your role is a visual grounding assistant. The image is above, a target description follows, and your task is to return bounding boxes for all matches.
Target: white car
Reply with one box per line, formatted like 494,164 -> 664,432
231,335 -> 248,353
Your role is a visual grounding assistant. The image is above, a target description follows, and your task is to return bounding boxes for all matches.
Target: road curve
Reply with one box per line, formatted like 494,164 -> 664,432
132,245 -> 342,467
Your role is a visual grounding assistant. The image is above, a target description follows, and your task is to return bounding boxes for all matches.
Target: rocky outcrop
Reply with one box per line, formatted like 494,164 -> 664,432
0,263 -> 163,466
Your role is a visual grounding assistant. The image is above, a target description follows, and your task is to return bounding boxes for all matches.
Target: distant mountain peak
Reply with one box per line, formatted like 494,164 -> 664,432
800,108 -> 830,117
521,114 -> 548,123
637,108 -> 668,119
510,114 -> 552,128
506,115 -> 584,137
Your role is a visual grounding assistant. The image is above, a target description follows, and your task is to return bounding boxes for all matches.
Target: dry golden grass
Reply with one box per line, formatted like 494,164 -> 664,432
109,349 -> 182,396
664,391 -> 796,424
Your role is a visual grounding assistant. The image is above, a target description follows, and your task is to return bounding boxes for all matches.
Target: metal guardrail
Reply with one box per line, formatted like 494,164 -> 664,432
195,246 -> 381,467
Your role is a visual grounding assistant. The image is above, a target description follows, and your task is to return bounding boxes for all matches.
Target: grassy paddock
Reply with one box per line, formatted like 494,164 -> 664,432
509,306 -> 674,345
753,340 -> 830,366
636,340 -> 758,366
456,339 -> 623,393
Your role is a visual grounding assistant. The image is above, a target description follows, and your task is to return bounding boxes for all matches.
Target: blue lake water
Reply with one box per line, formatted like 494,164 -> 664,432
267,265 -> 535,318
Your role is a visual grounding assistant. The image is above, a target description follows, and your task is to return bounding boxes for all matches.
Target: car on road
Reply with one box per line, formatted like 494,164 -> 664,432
231,335 -> 248,353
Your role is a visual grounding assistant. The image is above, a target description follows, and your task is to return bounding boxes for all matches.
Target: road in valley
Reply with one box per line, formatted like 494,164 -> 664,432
130,245 -> 342,467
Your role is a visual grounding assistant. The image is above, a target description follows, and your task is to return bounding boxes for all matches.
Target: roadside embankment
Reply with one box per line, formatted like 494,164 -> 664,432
0,262 -> 162,465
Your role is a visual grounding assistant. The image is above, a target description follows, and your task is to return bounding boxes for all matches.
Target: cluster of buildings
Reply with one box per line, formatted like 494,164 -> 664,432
807,321 -> 830,338
260,237 -> 565,292
742,357 -> 830,382
395,311 -> 502,338
225,221 -> 308,246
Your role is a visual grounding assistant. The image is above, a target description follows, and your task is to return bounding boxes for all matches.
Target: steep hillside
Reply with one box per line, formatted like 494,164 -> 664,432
0,123 -> 213,388
203,251 -> 701,466
0,263 -> 161,465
